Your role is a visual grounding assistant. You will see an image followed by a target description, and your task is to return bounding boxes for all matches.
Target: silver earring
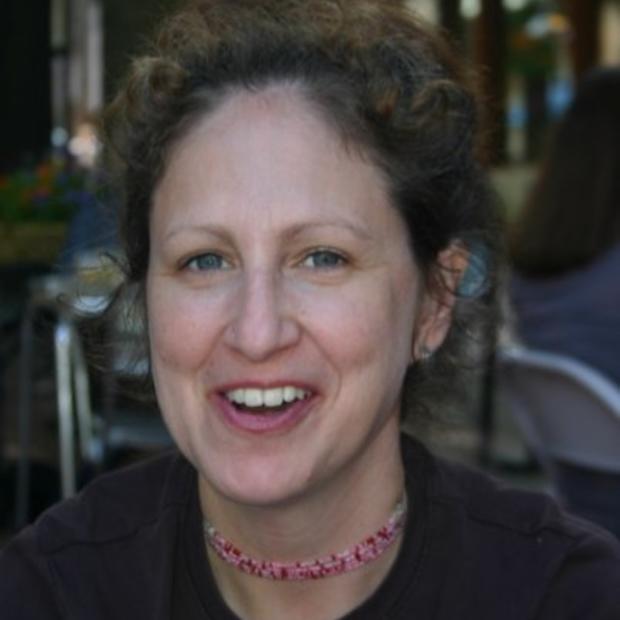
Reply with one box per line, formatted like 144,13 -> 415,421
419,345 -> 433,361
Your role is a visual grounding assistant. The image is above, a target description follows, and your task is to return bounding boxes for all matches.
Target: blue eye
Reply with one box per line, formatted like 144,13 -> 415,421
302,250 -> 346,269
186,253 -> 229,271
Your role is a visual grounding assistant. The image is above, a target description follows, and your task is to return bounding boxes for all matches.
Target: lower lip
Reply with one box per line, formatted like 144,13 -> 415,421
212,393 -> 315,434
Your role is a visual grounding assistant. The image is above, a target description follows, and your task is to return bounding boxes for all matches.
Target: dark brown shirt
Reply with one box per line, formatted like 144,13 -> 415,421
2,436 -> 619,619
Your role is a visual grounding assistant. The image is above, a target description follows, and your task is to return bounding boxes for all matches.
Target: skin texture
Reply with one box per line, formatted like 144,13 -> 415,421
146,85 -> 455,618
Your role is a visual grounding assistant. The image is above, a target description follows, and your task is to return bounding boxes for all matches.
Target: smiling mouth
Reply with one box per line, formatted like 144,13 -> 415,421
224,386 -> 310,414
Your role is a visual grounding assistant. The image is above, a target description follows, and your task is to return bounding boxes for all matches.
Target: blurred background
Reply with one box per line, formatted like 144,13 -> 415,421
1,0 -> 619,540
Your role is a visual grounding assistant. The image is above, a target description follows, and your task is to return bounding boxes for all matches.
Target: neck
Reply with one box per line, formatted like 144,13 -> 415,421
198,428 -> 406,619
206,527 -> 404,620
199,428 -> 405,561
204,493 -> 406,580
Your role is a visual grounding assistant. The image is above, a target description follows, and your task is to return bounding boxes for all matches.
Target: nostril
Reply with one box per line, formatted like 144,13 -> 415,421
225,316 -> 301,360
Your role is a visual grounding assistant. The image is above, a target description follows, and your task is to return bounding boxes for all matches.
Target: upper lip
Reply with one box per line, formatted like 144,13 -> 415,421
214,380 -> 317,393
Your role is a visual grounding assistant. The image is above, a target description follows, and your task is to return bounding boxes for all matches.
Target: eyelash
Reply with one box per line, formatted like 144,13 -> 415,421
180,248 -> 348,273
300,248 -> 348,269
183,252 -> 231,272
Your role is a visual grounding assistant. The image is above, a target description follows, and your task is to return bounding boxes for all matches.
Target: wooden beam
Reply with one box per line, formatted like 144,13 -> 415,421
562,0 -> 602,79
474,0 -> 508,164
438,0 -> 464,47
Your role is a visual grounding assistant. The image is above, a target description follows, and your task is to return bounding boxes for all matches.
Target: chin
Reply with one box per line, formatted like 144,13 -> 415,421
195,447 -> 312,509
209,470 -> 307,509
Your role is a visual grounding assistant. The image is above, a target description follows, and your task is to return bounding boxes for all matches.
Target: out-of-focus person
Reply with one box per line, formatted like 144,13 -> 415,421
509,68 -> 620,385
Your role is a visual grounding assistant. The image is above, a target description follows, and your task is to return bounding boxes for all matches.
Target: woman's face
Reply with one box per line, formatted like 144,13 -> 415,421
147,87 -> 445,507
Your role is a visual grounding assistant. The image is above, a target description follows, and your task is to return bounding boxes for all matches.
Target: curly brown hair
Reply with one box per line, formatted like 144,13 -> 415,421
103,0 -> 499,419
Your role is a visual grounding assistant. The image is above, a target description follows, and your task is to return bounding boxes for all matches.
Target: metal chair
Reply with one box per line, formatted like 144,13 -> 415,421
14,276 -> 172,527
496,345 -> 620,537
74,296 -> 172,472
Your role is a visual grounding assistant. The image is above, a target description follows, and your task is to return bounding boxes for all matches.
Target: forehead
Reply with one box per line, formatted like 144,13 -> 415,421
152,85 -> 406,242
161,84 -> 383,180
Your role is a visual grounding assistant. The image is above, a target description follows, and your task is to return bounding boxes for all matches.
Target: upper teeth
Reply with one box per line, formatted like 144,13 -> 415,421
226,386 -> 308,408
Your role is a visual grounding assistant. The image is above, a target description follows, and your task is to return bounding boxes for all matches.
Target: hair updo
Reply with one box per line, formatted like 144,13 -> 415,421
103,0 -> 499,420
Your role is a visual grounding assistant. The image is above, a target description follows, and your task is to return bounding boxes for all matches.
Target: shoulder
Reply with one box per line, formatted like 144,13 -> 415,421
510,242 -> 620,301
0,526 -> 62,618
426,452 -> 619,547
410,440 -> 620,618
32,450 -> 192,552
0,452 -> 194,615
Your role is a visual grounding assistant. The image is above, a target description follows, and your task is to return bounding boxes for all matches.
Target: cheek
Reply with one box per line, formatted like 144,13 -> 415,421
146,281 -> 216,373
299,273 -> 417,372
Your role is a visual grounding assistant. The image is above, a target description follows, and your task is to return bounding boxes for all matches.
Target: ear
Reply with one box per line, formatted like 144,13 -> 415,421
412,242 -> 469,361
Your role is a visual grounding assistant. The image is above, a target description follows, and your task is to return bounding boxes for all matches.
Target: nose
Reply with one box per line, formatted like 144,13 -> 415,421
224,269 -> 301,361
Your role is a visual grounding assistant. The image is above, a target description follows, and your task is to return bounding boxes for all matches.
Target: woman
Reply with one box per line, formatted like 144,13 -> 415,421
509,68 -> 620,385
508,67 -> 620,542
2,1 -> 619,618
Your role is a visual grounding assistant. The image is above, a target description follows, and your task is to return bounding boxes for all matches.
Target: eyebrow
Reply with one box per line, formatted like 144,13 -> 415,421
163,218 -> 374,244
282,220 -> 374,242
163,224 -> 232,244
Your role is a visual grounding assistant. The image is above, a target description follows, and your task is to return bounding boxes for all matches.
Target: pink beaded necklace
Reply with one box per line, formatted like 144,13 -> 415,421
202,494 -> 407,581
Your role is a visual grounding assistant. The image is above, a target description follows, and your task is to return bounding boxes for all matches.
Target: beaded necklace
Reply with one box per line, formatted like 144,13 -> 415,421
203,494 -> 407,581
